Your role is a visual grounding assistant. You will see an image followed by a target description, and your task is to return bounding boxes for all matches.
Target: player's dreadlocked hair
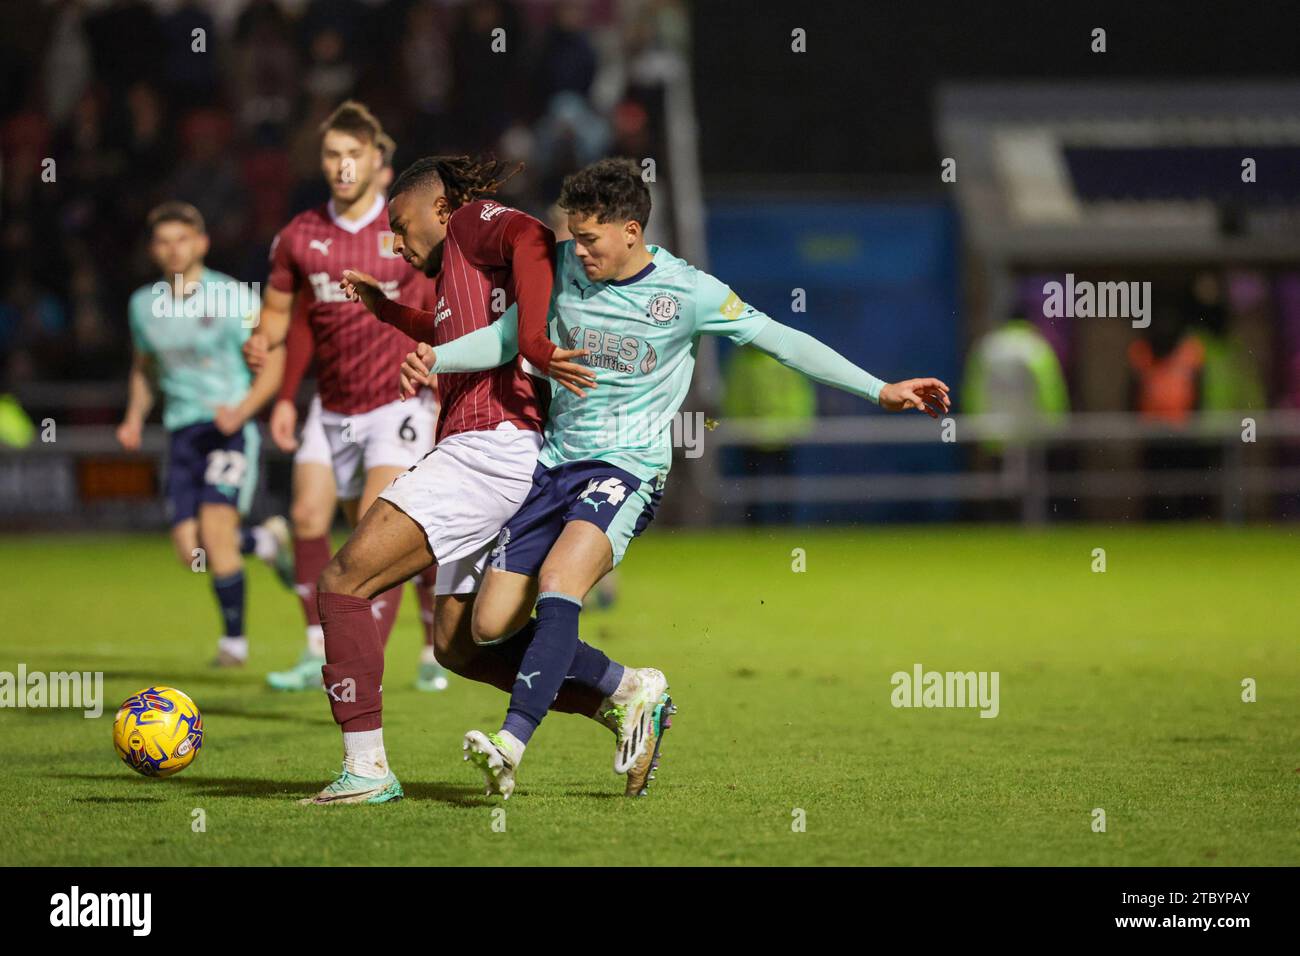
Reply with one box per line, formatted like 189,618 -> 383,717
389,156 -> 522,210
558,158 -> 651,228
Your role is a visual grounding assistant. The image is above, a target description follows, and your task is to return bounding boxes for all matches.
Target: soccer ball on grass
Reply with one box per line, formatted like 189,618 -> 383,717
112,686 -> 204,777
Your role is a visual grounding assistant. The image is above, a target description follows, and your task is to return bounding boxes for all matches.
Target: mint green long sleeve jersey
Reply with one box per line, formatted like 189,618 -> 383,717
430,241 -> 886,485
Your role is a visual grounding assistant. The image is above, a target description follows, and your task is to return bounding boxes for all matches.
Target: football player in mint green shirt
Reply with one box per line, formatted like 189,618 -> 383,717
400,159 -> 949,797
117,202 -> 291,669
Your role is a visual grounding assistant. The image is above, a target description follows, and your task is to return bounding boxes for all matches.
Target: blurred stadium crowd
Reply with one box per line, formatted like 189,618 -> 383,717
0,0 -> 685,420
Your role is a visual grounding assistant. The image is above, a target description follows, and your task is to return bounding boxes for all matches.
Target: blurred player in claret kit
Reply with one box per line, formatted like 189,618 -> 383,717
242,101 -> 448,693
296,155 -> 649,805
117,202 -> 290,667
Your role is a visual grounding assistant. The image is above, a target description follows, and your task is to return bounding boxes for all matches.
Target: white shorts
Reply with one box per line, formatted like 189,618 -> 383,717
379,423 -> 543,595
294,393 -> 438,500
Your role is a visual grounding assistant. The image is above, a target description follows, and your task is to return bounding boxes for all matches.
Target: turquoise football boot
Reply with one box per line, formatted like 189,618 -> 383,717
299,767 -> 404,805
266,649 -> 326,691
416,659 -> 451,692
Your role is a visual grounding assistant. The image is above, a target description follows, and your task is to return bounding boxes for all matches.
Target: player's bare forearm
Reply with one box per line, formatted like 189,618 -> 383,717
123,354 -> 154,424
244,288 -> 292,377
239,344 -> 286,420
117,353 -> 153,450
258,303 -> 291,348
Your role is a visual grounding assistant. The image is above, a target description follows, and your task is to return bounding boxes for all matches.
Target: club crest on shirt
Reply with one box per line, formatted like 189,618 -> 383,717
646,292 -> 680,326
378,232 -> 402,259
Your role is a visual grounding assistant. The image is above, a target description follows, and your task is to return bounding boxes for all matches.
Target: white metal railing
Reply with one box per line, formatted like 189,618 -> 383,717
4,411 -> 1299,525
706,410 -> 1300,523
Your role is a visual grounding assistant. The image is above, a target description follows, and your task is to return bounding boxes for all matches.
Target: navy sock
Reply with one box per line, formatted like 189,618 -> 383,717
568,639 -> 624,698
488,619 -> 624,699
213,570 -> 245,637
239,528 -> 257,555
501,594 -> 581,745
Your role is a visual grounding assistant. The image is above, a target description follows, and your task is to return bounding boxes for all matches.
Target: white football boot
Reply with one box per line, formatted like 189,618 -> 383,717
462,730 -> 522,800
600,667 -> 669,775
624,690 -> 675,797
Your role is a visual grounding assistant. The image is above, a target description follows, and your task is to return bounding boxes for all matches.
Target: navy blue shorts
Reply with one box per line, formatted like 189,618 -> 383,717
490,460 -> 663,576
165,421 -> 259,525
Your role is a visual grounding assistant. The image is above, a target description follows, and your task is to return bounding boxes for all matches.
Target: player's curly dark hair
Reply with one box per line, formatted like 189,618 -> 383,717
558,158 -> 651,228
389,155 -> 522,210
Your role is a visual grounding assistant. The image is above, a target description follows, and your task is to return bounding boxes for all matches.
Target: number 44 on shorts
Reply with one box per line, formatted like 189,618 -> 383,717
578,477 -> 627,511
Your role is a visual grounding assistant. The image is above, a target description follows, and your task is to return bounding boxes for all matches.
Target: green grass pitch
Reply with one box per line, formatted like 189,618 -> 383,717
1,526 -> 1296,866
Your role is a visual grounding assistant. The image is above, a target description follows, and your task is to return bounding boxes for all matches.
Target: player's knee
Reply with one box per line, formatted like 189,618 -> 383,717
469,606 -> 511,646
536,567 -> 574,597
204,549 -> 241,578
317,555 -> 358,597
290,499 -> 329,538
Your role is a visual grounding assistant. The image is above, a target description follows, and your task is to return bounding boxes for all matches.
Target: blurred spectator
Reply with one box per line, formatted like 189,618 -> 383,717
163,111 -> 247,275
0,0 -> 663,406
43,0 -> 93,127
721,346 -> 816,524
159,0 -> 220,107
402,1 -> 454,151
451,0 -> 524,149
1128,294 -> 1213,520
534,92 -> 612,198
83,0 -> 163,98
1185,272 -> 1265,413
1128,315 -> 1204,426
232,0 -> 300,145
0,272 -> 68,386
535,1 -> 598,105
302,26 -> 356,103
963,318 -> 1069,451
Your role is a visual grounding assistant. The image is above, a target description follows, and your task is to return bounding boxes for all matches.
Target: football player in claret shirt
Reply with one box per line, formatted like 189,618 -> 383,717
296,156 -> 649,805
399,158 -> 951,799
242,101 -> 447,694
116,201 -> 290,667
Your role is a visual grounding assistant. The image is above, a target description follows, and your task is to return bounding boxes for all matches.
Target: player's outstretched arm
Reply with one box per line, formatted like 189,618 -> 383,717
746,319 -> 950,417
342,269 -> 440,340
398,307 -> 595,399
116,349 -> 154,452
397,313 -> 519,401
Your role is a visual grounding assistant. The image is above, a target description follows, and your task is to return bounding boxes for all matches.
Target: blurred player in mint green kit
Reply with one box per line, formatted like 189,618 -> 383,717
117,202 -> 292,667
400,159 -> 951,797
